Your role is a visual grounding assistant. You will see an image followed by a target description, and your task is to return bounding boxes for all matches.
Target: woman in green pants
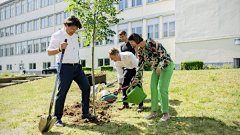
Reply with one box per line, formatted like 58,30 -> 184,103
128,33 -> 174,122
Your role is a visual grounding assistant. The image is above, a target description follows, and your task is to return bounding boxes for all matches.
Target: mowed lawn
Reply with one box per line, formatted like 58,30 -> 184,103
0,69 -> 239,135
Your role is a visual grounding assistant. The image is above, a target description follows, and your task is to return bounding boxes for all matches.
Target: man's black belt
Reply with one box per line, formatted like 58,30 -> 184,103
60,63 -> 79,65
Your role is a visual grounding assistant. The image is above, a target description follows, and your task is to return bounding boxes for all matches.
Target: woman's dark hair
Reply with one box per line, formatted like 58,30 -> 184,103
128,33 -> 143,44
64,15 -> 82,29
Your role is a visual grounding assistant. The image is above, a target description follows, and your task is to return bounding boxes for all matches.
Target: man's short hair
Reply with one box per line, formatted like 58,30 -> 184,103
64,15 -> 82,29
118,30 -> 127,36
109,48 -> 119,56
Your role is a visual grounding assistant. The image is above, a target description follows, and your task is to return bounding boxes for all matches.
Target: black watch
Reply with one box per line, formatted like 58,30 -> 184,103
59,47 -> 62,52
119,83 -> 122,85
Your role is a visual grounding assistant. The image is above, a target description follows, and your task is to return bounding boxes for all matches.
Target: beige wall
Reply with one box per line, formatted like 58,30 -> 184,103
175,0 -> 240,66
176,38 -> 240,63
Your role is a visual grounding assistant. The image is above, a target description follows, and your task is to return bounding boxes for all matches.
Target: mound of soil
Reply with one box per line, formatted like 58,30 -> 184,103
63,101 -> 115,125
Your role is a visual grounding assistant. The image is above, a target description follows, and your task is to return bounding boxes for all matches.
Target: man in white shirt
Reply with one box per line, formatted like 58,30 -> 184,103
109,48 -> 141,111
118,30 -> 144,112
47,15 -> 96,127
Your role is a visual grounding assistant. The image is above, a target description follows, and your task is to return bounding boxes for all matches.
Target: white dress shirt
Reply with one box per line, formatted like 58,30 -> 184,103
47,28 -> 80,63
114,52 -> 139,79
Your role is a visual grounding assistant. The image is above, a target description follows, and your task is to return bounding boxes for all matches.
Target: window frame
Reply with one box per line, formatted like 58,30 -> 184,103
29,63 -> 36,70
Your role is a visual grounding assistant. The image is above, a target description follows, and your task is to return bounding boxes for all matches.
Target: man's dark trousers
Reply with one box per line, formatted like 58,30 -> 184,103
122,68 -> 143,106
54,64 -> 90,120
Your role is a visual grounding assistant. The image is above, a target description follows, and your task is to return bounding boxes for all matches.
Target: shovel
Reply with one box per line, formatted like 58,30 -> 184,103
38,39 -> 67,133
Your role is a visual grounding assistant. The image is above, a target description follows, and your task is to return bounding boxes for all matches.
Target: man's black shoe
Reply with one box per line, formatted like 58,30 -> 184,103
55,119 -> 64,127
81,113 -> 96,120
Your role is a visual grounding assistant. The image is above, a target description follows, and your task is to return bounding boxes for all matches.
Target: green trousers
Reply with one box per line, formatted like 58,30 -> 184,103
150,62 -> 173,113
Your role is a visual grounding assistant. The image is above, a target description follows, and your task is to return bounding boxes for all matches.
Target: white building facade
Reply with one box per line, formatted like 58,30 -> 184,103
175,0 -> 240,69
0,0 -> 176,73
2,0 -> 238,73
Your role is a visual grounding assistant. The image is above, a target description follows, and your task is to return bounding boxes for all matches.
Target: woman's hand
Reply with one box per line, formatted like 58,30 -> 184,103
132,78 -> 139,86
156,67 -> 161,75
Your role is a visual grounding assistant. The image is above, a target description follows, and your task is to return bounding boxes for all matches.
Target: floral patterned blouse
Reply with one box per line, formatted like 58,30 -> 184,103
137,38 -> 173,71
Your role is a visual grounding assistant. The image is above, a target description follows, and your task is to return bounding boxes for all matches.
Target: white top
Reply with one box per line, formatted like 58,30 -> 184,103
114,52 -> 139,79
47,28 -> 80,63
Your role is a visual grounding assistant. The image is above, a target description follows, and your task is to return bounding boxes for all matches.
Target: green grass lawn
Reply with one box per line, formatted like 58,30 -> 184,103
0,69 -> 239,135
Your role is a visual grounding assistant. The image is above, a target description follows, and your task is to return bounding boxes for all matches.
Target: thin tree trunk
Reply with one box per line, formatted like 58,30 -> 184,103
91,17 -> 96,116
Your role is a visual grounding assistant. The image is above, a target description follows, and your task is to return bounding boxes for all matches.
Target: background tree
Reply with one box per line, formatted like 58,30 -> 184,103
65,0 -> 122,115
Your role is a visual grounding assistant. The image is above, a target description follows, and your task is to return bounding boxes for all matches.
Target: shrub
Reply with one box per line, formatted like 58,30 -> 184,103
180,61 -> 203,70
222,64 -> 233,69
207,64 -> 216,70
82,67 -> 91,71
100,65 -> 113,71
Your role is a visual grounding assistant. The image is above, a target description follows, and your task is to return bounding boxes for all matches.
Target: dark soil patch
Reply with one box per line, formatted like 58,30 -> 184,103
63,100 -> 116,125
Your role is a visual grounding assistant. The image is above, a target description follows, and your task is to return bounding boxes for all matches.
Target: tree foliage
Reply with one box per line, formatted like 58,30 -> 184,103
65,0 -> 122,46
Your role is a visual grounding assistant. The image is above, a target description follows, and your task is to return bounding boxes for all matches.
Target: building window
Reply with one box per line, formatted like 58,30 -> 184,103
10,26 -> 14,35
56,0 -> 63,2
41,38 -> 46,52
7,64 -> 12,70
16,24 -> 21,34
33,39 -> 39,53
118,23 -> 128,43
131,21 -> 142,37
64,11 -> 71,19
80,60 -> 86,67
48,0 -> 54,5
164,22 -> 175,37
163,15 -> 175,38
10,44 -> 14,56
21,42 -> 26,54
29,63 -> 36,69
0,29 -> 4,37
27,40 -> 32,53
47,37 -> 51,47
15,43 -> 21,55
132,0 -> 142,7
28,0 -> 33,11
0,8 -> 4,20
56,13 -> 62,25
5,27 -> 10,36
16,2 -> 21,15
119,0 -> 128,10
33,0 -> 39,10
33,19 -> 39,30
41,0 -> 47,7
43,62 -> 51,69
95,40 -> 102,46
147,0 -> 159,3
48,15 -> 54,27
106,26 -> 114,45
0,46 -> 3,57
98,59 -> 103,67
147,18 -> 159,39
5,45 -> 10,56
0,65 -> 2,70
28,21 -> 33,31
21,23 -> 26,33
10,4 -> 14,17
5,6 -> 10,19
98,58 -> 110,67
21,0 -> 26,14
41,17 -> 47,28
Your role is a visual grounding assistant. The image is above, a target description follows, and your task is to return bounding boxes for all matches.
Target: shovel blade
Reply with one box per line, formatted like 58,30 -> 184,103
38,115 -> 57,133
